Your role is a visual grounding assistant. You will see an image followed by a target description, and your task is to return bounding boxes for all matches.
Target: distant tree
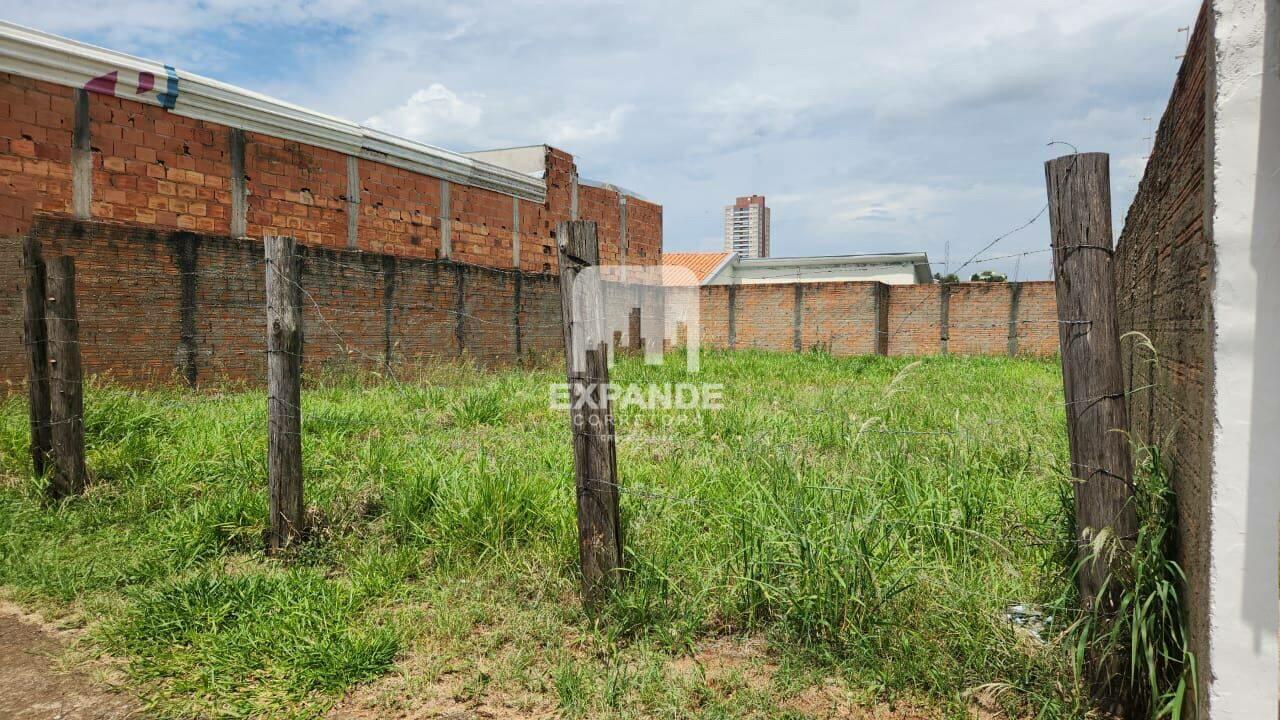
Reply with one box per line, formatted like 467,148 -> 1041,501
970,270 -> 1008,282
934,272 -> 960,284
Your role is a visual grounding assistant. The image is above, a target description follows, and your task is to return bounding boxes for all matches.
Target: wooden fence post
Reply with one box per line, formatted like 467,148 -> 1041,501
22,235 -> 51,479
1045,152 -> 1137,697
556,220 -> 623,610
44,256 -> 87,498
265,235 -> 304,551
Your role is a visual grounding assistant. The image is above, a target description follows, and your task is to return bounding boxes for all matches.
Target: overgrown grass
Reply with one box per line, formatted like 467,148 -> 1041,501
1059,446 -> 1196,719
0,351 -> 1093,718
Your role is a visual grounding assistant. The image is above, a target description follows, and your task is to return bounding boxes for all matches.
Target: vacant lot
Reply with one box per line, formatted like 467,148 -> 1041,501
0,351 -> 1088,718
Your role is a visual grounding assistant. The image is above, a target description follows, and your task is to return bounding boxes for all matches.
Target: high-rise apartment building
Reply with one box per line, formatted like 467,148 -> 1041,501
723,195 -> 770,258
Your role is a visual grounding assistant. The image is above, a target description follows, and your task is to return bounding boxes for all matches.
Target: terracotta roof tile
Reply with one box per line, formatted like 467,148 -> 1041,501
662,252 -> 733,283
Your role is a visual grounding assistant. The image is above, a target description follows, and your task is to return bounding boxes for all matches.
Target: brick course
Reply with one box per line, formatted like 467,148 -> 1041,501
1112,3 -> 1212,709
0,72 -> 659,274
696,280 -> 1057,357
1,216 -> 564,386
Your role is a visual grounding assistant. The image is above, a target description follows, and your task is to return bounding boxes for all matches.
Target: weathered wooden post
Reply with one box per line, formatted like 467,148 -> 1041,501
628,306 -> 642,353
1045,152 -> 1137,698
44,255 -> 87,498
265,235 -> 304,551
22,235 -> 51,478
556,220 -> 623,609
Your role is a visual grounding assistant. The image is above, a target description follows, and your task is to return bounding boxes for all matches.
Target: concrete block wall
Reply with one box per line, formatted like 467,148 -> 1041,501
697,280 -> 1057,357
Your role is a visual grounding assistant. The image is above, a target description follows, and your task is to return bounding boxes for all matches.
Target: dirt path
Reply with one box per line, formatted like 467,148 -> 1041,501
0,604 -> 138,719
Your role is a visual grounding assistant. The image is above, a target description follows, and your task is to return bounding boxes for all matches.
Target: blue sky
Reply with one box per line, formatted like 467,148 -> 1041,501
8,0 -> 1202,279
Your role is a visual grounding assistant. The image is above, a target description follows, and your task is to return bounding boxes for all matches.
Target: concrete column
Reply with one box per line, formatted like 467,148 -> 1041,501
570,172 -> 579,220
619,195 -> 628,264
381,256 -> 395,369
874,282 -> 890,356
71,89 -> 90,220
229,128 -> 247,238
440,180 -> 452,259
512,197 -> 521,268
345,155 -> 360,249
939,283 -> 951,355
792,283 -> 803,352
1007,282 -> 1023,357
727,285 -> 737,350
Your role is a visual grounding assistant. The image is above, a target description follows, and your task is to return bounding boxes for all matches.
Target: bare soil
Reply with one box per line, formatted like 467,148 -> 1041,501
0,603 -> 138,719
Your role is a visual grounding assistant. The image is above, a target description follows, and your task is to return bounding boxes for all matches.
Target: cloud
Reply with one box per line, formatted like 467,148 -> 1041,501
7,0 -> 1205,279
363,84 -> 484,147
696,87 -> 806,150
545,105 -> 633,145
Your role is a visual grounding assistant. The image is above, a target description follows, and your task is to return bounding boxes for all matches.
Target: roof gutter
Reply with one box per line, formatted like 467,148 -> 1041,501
0,21 -> 546,203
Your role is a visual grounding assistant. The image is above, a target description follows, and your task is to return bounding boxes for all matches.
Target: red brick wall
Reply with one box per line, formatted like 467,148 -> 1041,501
1112,3 -> 1212,708
0,74 -> 658,271
245,132 -> 346,248
572,182 -> 662,269
90,95 -> 231,233
0,71 -> 662,385
694,280 -> 1056,357
887,284 -> 943,356
699,285 -> 731,349
1011,282 -> 1059,357
802,282 -> 881,356
355,158 -> 443,258
624,196 -> 662,265
0,74 -> 74,235
577,184 -> 623,266
733,284 -> 795,352
1,217 -> 564,386
948,282 -> 1011,356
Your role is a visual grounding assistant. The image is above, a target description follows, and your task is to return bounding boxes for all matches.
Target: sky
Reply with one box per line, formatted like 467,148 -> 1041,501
6,0 -> 1203,280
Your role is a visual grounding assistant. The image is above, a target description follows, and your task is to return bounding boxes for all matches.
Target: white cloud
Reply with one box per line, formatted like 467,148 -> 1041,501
9,0 -> 1204,279
696,87 -> 806,149
363,84 -> 484,147
545,104 -> 632,145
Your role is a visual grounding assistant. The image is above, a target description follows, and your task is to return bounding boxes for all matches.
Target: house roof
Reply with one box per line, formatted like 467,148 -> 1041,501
664,251 -> 933,285
661,252 -> 735,283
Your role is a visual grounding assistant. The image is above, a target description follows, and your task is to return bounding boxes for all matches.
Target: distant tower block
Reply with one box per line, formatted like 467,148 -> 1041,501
723,195 -> 770,258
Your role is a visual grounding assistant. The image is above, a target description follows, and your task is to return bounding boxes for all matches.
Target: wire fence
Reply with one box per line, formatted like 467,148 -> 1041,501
9,165 -> 1147,604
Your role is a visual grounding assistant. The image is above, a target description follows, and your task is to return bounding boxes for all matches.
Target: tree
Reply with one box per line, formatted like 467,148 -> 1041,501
970,270 -> 1008,282
934,272 -> 960,284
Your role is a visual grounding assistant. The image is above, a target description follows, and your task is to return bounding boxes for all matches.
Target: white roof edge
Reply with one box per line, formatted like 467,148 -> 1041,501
737,252 -> 930,267
701,252 -> 738,285
0,21 -> 546,203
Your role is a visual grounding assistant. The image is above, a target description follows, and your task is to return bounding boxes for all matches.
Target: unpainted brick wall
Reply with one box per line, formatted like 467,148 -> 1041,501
0,217 -> 564,387
1112,2 -> 1212,707
696,280 -> 1057,357
0,75 -> 75,235
90,94 -> 231,233
0,72 -> 660,275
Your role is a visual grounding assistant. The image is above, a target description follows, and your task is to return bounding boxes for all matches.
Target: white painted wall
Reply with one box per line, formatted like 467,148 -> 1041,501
1206,0 -> 1279,717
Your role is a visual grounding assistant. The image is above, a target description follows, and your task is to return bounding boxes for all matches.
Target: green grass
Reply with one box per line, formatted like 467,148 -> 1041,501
0,350 -> 1092,718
